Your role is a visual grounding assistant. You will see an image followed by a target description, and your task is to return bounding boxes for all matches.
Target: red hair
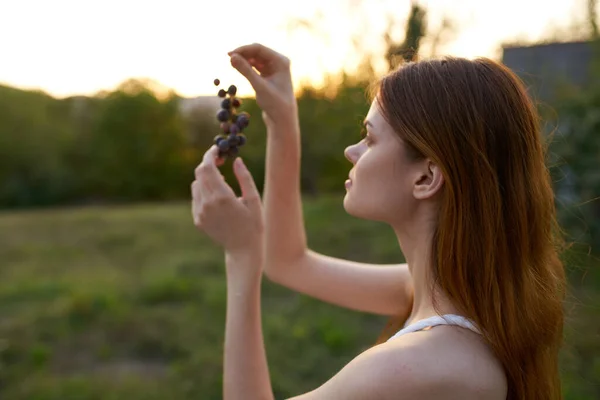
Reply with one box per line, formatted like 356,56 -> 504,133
372,57 -> 566,400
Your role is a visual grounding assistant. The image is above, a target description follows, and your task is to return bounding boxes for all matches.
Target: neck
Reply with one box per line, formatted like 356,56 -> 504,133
392,214 -> 459,325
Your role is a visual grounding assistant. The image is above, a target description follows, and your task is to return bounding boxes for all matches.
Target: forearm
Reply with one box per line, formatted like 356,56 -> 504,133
223,254 -> 274,400
263,116 -> 307,275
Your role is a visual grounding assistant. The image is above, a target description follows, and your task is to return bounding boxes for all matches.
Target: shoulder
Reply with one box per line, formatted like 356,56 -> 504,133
289,325 -> 506,400
371,326 -> 508,399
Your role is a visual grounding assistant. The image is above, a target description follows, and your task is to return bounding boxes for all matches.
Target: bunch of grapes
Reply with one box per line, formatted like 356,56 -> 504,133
213,78 -> 250,158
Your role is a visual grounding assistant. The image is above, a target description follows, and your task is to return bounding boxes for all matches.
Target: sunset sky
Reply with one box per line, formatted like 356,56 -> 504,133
0,0 -> 590,99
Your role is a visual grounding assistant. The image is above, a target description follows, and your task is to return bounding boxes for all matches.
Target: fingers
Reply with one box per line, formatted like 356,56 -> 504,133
233,157 -> 261,210
230,53 -> 265,91
229,43 -> 286,64
191,181 -> 201,226
201,144 -> 220,165
195,146 -> 233,198
248,57 -> 265,70
229,43 -> 289,69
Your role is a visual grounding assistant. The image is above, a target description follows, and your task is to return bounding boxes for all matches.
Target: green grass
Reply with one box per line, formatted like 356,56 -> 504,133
0,197 -> 598,399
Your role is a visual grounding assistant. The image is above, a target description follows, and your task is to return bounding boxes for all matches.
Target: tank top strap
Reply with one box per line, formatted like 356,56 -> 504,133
386,314 -> 481,342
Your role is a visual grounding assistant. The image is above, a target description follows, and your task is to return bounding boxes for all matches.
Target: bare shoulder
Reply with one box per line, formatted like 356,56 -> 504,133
288,326 -> 507,400
384,325 -> 508,399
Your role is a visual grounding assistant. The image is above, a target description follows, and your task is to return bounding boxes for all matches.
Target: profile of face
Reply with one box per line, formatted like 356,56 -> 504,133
343,100 -> 444,226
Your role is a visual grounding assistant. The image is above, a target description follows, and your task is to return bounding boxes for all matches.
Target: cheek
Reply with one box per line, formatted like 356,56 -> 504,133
357,150 -> 401,186
372,158 -> 413,207
355,149 -> 377,176
357,155 -> 401,198
379,177 -> 408,208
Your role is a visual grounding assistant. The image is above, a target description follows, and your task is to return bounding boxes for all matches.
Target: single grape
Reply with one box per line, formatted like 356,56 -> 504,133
214,78 -> 220,86
221,98 -> 231,109
232,98 -> 241,108
218,139 -> 230,152
217,109 -> 230,122
229,124 -> 240,135
228,133 -> 240,146
220,122 -> 231,134
237,134 -> 246,146
214,134 -> 226,146
236,112 -> 250,129
218,89 -> 227,98
227,85 -> 237,96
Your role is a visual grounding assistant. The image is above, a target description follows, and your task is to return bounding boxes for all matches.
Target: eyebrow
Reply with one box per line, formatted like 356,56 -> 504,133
363,120 -> 373,128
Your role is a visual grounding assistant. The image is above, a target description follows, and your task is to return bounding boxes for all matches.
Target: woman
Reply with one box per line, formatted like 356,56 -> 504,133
191,43 -> 566,399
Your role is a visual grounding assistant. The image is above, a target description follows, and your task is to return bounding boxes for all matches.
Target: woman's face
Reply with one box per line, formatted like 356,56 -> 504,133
343,100 -> 426,224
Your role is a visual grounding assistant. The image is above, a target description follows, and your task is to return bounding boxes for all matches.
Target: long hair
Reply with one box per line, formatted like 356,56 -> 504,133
371,57 -> 567,400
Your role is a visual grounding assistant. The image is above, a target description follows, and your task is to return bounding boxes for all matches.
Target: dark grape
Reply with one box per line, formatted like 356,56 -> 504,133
220,122 -> 231,134
214,134 -> 226,146
218,89 -> 227,98
227,85 -> 237,96
229,124 -> 240,135
217,139 -> 230,152
237,134 -> 246,146
217,109 -> 230,122
232,98 -> 241,108
227,146 -> 239,157
228,133 -> 240,146
221,98 -> 231,109
236,112 -> 250,129
214,78 -> 220,86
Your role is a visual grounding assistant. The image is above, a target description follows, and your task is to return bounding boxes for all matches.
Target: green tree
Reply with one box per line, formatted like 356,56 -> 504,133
87,79 -> 190,201
550,85 -> 600,255
0,85 -> 78,207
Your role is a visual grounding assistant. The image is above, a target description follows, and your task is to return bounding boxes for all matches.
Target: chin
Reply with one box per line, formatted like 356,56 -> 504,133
344,194 -> 399,225
343,194 -> 376,221
342,193 -> 357,215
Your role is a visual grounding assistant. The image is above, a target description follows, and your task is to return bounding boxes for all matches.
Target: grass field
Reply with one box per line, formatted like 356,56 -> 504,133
0,197 -> 598,399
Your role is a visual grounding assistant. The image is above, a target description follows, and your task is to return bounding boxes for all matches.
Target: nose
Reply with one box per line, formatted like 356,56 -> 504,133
344,143 -> 360,164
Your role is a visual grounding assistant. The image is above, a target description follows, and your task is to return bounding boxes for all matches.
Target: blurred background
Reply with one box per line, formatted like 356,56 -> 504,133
0,0 -> 598,398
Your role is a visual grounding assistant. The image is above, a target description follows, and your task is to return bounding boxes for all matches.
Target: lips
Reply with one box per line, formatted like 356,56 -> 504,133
345,171 -> 354,189
345,169 -> 355,189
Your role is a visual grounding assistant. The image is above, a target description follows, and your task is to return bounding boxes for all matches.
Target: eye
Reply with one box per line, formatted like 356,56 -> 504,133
360,126 -> 367,139
359,126 -> 374,146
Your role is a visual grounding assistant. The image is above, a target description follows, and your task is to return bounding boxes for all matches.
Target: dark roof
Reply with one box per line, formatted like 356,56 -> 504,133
501,40 -> 595,100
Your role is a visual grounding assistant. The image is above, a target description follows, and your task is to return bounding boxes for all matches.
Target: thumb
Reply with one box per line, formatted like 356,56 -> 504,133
230,53 -> 264,91
233,157 -> 261,209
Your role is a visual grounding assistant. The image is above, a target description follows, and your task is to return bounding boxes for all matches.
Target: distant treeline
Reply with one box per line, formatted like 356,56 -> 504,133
0,76 -> 372,208
0,66 -> 598,251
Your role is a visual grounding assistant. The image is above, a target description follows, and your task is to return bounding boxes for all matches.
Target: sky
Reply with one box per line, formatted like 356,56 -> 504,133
0,0 -> 590,99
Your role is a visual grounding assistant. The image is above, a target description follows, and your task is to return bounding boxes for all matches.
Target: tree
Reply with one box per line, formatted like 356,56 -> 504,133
550,86 -> 600,254
0,85 -> 78,207
385,2 -> 427,70
87,79 -> 189,201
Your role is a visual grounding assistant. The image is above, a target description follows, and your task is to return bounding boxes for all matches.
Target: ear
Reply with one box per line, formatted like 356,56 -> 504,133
413,160 -> 444,200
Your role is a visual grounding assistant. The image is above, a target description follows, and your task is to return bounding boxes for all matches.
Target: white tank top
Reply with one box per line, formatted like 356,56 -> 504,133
386,314 -> 481,342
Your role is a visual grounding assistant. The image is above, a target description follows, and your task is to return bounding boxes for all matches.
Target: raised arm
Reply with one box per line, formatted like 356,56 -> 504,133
230,43 -> 413,317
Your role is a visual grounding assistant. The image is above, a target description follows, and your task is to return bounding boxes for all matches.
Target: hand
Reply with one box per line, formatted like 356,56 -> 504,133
191,146 -> 264,265
228,43 -> 297,126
